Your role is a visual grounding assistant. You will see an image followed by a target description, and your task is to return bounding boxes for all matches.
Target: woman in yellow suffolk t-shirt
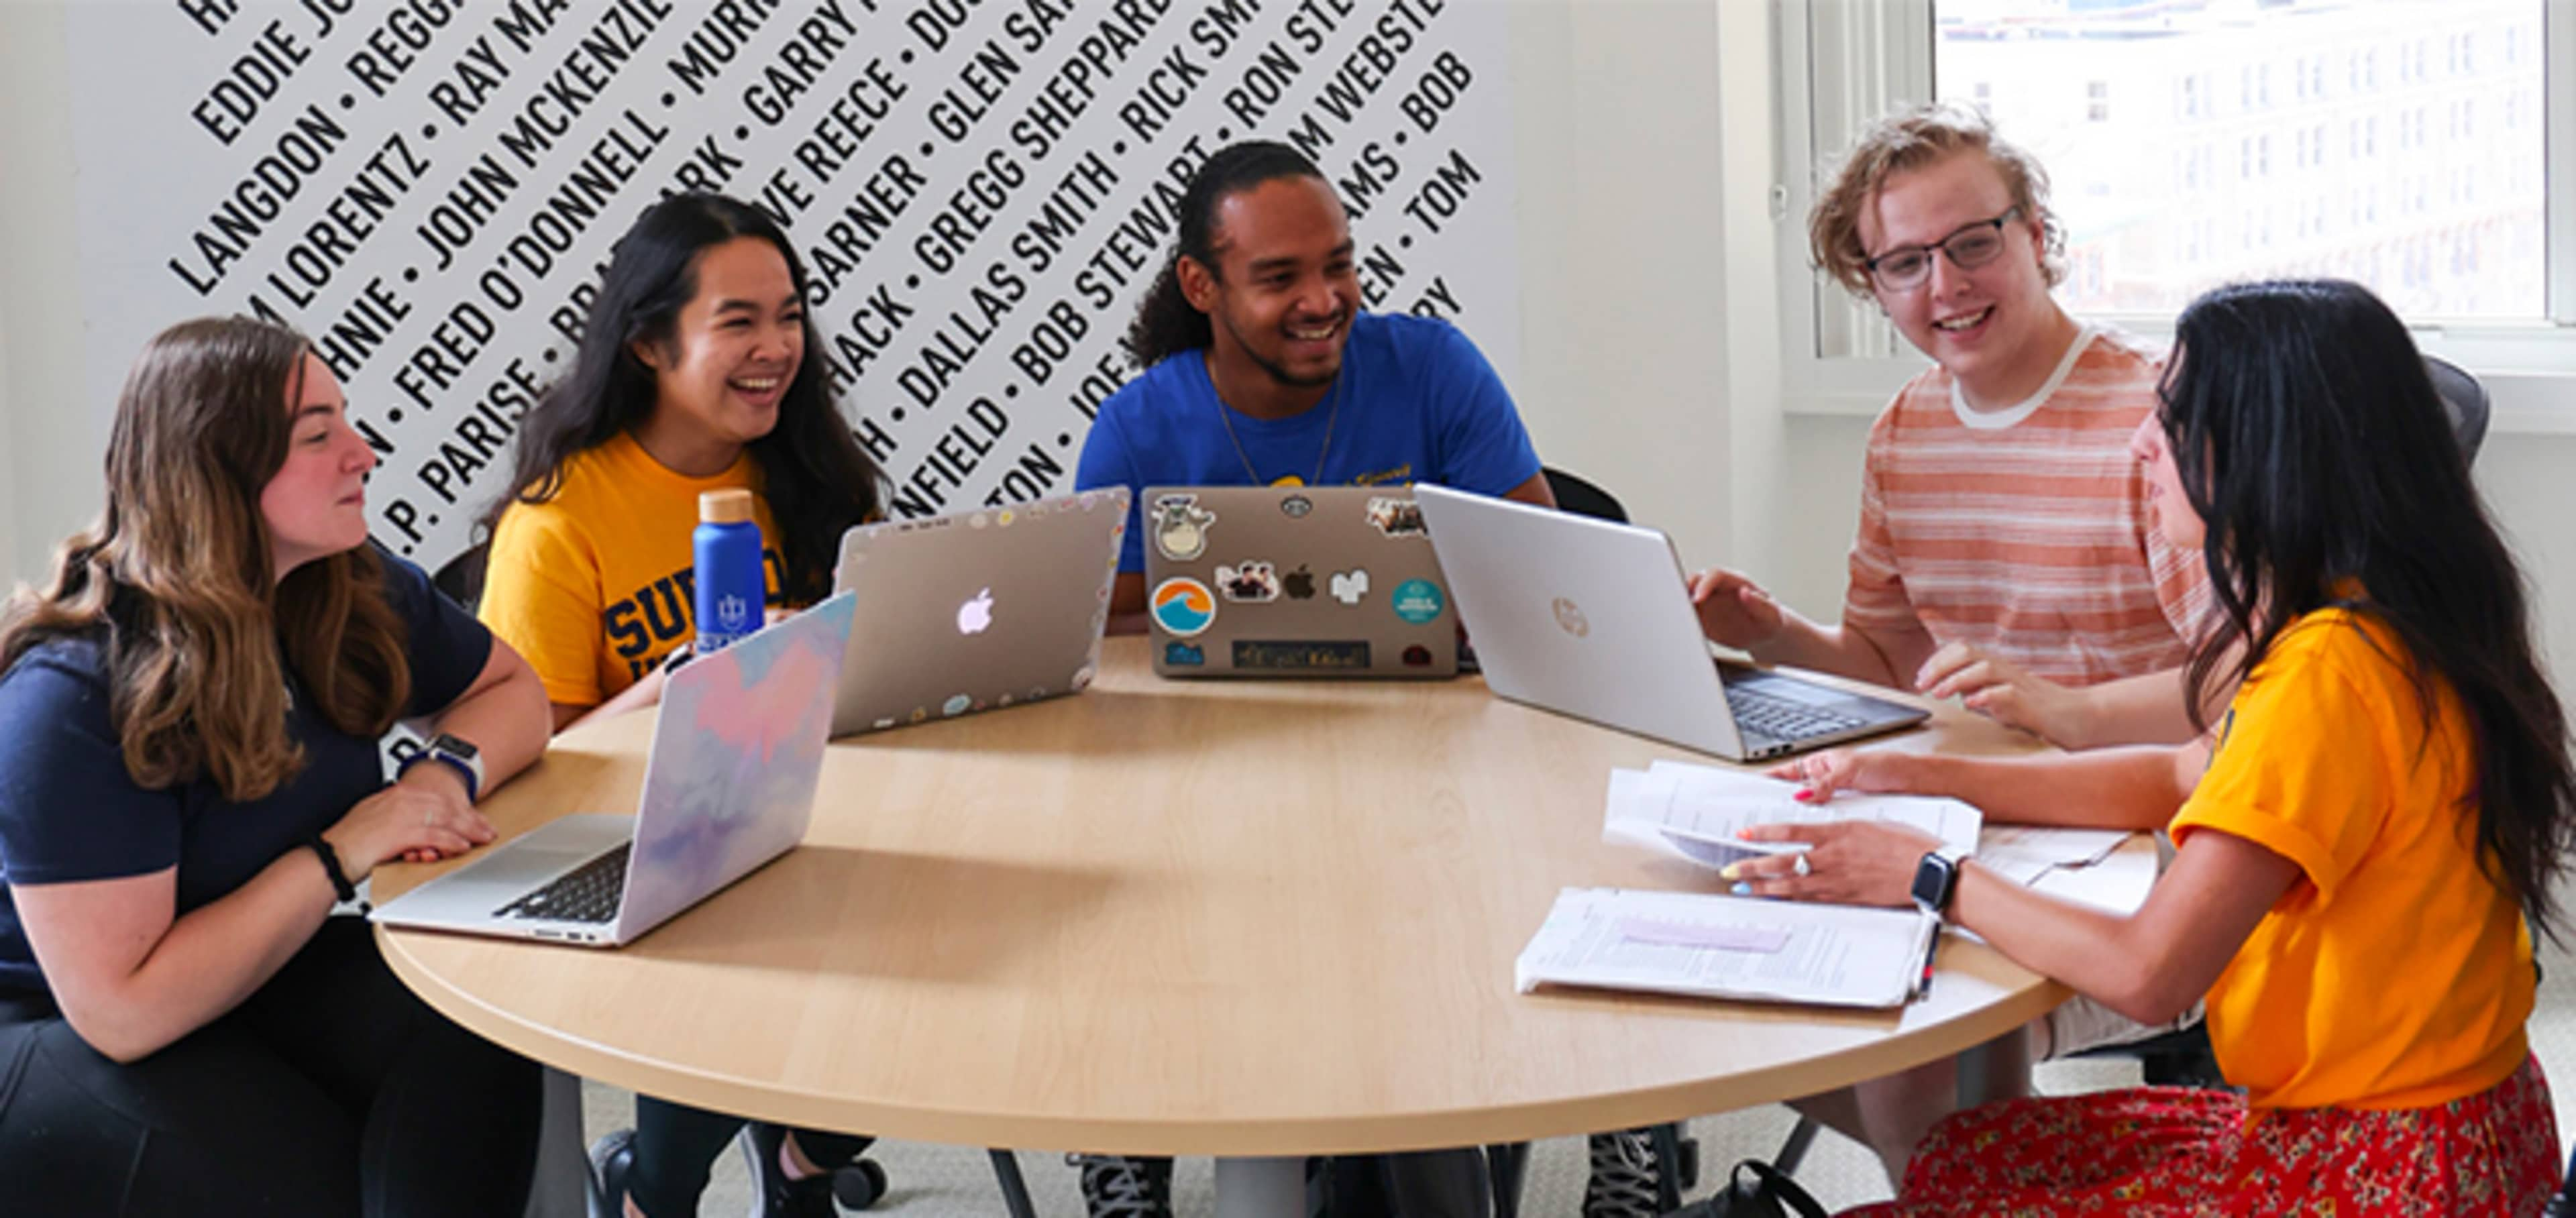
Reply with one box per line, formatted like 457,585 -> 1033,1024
478,192 -> 891,1217
1734,280 -> 2569,1215
480,192 -> 883,732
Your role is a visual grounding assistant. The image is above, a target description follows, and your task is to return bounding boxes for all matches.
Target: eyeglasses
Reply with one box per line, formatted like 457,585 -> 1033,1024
1862,207 -> 2023,292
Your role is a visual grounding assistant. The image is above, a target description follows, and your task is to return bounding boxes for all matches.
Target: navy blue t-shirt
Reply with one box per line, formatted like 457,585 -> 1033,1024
1076,312 -> 1544,573
0,552 -> 491,997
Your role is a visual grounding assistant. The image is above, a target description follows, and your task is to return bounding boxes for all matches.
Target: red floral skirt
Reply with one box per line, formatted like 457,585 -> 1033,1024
1842,1056 -> 2561,1217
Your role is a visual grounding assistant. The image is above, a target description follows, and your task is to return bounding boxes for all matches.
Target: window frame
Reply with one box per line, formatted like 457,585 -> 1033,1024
1775,0 -> 2576,433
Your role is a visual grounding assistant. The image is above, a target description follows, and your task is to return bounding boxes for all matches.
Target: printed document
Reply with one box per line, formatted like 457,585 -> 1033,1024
1515,887 -> 1938,1009
1603,761 -> 1983,870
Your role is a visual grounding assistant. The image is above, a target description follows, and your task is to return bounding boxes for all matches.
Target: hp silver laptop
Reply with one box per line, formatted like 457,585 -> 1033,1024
370,594 -> 857,947
829,488 -> 1128,736
1141,485 -> 1456,678
1411,485 -> 1927,761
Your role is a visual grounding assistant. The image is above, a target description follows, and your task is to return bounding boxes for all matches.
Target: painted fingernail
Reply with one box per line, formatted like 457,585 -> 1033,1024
1730,881 -> 1753,897
1719,863 -> 1741,881
1793,788 -> 1817,802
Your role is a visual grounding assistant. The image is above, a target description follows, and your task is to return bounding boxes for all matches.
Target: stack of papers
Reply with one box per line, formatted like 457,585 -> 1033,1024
1513,761 -> 2150,1011
1601,760 -> 1983,871
1515,887 -> 1937,1009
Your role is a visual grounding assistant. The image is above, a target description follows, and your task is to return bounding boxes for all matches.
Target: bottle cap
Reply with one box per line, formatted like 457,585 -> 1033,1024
699,488 -> 755,524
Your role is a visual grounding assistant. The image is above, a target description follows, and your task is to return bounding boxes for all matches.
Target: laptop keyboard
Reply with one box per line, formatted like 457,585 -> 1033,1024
494,843 -> 630,924
1725,685 -> 1868,743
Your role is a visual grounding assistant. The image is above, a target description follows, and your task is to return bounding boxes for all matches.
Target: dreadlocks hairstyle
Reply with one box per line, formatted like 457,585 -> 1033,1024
1122,140 -> 1332,370
2163,278 -> 2576,941
487,192 -> 883,604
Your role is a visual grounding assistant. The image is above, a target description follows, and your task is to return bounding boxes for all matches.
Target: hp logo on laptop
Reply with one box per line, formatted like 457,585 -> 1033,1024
1552,597 -> 1589,639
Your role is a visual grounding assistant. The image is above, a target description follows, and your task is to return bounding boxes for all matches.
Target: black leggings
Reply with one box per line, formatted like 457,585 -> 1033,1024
0,917 -> 540,1218
628,1097 -> 871,1216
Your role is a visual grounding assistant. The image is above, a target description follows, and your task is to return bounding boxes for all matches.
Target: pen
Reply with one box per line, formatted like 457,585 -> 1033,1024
1914,916 -> 1942,1001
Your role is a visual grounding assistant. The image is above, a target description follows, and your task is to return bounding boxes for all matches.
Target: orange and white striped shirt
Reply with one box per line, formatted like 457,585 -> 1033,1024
1844,326 -> 2210,687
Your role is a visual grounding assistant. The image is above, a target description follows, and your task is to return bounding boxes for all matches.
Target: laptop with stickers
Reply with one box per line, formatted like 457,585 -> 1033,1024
828,488 -> 1128,735
1412,484 -> 1928,761
1141,485 -> 1456,678
369,594 -> 857,947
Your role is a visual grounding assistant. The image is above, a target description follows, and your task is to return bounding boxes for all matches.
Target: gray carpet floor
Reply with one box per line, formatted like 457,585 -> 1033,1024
574,937 -> 2576,1215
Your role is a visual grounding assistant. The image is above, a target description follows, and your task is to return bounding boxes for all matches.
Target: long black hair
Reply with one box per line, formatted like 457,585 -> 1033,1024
1122,141 -> 1330,370
2164,279 -> 2575,938
488,192 -> 882,602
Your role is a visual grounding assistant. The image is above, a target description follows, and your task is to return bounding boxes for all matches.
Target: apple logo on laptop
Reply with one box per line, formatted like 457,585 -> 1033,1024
1283,565 -> 1316,600
957,588 -> 995,634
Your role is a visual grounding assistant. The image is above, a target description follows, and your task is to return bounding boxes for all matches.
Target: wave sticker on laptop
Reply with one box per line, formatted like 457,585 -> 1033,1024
1151,577 -> 1217,637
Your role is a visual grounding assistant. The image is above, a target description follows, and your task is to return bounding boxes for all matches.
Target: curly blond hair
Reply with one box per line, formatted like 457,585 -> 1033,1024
1809,103 -> 2064,296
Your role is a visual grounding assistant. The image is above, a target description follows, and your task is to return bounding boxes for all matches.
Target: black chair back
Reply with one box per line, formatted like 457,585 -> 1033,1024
432,541 -> 490,612
1543,467 -> 1627,524
2424,355 -> 2490,465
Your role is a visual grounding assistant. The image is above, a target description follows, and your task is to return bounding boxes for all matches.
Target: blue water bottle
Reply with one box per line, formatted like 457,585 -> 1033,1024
693,488 -> 765,655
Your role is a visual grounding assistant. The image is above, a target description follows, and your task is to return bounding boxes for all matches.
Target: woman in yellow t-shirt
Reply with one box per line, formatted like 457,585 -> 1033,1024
480,192 -> 883,732
1736,279 -> 2567,1215
478,193 -> 889,1217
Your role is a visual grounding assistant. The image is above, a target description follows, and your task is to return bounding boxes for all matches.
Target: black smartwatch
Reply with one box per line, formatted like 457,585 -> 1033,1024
1911,846 -> 1968,918
398,732 -> 484,803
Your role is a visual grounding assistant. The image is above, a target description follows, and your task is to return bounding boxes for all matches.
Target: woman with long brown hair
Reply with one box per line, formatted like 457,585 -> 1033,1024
479,191 -> 892,1217
0,316 -> 552,1215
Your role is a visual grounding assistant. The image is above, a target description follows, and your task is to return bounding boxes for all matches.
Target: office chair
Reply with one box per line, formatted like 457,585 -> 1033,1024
1544,467 -> 1630,525
2422,354 -> 2490,465
432,539 -> 490,610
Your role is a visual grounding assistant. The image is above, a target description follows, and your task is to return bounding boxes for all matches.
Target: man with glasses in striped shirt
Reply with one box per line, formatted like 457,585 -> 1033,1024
1693,102 -> 2210,754
1688,103 -> 2214,1181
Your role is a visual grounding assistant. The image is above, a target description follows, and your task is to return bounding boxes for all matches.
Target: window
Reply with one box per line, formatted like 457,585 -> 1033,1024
1902,0 -> 2552,320
1778,0 -> 2576,414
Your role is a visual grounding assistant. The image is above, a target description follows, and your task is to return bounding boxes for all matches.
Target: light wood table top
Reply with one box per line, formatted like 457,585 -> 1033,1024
376,636 -> 2132,1156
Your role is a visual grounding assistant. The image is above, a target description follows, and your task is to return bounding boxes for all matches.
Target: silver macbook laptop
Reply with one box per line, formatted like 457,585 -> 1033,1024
1411,484 -> 1927,761
370,593 -> 857,947
1141,485 -> 1456,678
829,488 -> 1128,736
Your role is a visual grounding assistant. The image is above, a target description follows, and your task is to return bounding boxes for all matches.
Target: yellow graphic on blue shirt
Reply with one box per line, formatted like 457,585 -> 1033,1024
1269,463 -> 1413,489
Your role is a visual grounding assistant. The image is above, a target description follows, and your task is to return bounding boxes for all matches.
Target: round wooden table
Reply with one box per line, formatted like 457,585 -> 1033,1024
376,636 -> 2123,1215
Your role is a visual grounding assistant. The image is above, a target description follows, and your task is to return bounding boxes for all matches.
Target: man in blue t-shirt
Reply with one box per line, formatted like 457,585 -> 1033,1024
1076,140 -> 1554,625
1067,141 -> 1569,1218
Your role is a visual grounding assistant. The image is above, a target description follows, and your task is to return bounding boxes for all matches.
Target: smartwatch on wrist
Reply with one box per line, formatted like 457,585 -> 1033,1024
398,732 -> 484,803
1911,846 -> 1969,919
